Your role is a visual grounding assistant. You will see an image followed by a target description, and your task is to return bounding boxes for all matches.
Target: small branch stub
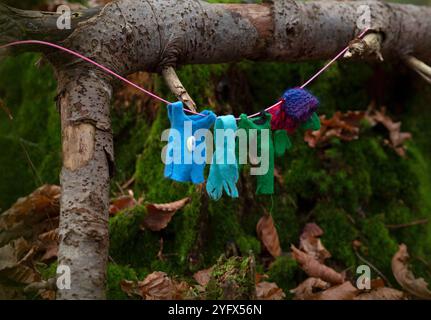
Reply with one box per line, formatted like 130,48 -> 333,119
161,66 -> 196,112
404,55 -> 431,85
344,33 -> 384,61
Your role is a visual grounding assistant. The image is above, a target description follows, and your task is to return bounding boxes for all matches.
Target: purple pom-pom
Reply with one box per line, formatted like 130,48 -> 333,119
281,88 -> 319,122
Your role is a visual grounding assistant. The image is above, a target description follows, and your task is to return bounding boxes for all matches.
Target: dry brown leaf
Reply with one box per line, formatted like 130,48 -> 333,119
256,281 -> 286,300
365,106 -> 412,157
121,271 -> 190,300
38,228 -> 59,262
290,277 -> 330,300
392,244 -> 431,299
371,278 -> 385,289
138,271 -> 176,300
193,267 -> 213,287
120,279 -> 137,297
109,194 -> 137,216
39,290 -> 56,300
256,214 -> 282,258
304,111 -> 365,148
311,281 -> 358,300
299,223 -> 331,263
355,287 -> 405,300
142,197 -> 190,231
0,185 -> 60,247
0,238 -> 40,284
291,245 -> 344,285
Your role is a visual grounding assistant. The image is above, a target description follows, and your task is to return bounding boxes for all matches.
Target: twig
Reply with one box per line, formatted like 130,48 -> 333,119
161,66 -> 196,112
404,55 -> 431,85
121,175 -> 135,189
354,249 -> 393,288
0,99 -> 13,120
157,237 -> 164,261
344,32 -> 383,61
115,181 -> 125,195
386,218 -> 428,229
19,138 -> 43,186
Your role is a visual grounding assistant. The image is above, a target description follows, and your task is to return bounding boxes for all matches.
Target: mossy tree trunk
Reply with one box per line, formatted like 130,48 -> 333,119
2,0 -> 431,299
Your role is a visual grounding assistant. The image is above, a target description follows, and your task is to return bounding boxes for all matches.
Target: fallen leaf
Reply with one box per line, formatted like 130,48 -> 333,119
141,272 -> 190,300
141,197 -> 190,231
109,194 -> 137,215
371,278 -> 385,289
138,271 -> 176,300
311,281 -> 358,300
291,245 -> 344,285
256,214 -> 282,258
38,229 -> 59,262
0,185 -> 60,247
193,267 -> 213,287
290,277 -> 330,300
120,279 -> 137,297
0,238 -> 40,284
365,106 -> 411,157
256,281 -> 286,300
392,244 -> 431,299
299,223 -> 331,263
355,287 -> 405,300
40,290 -> 56,300
304,111 -> 365,148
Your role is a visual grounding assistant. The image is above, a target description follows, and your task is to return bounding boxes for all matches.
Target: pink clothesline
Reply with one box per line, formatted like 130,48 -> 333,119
0,28 -> 369,119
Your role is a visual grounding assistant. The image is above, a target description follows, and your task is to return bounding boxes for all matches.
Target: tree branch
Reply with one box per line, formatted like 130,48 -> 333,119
3,1 -> 431,73
0,2 -> 100,45
161,66 -> 196,112
404,55 -> 431,85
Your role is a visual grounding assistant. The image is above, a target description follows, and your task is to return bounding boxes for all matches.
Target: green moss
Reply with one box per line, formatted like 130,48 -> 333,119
37,262 -> 58,281
359,215 -> 398,278
206,255 -> 255,300
106,264 -> 139,300
109,205 -> 158,269
267,256 -> 298,298
0,53 -> 61,209
314,203 -> 358,267
236,235 -> 261,257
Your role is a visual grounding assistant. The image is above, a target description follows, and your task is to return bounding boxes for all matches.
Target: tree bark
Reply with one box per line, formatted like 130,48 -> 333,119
2,0 -> 431,300
56,67 -> 114,299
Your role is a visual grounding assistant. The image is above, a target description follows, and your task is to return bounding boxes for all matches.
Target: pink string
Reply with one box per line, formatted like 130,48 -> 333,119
243,28 -> 369,120
0,40 -> 205,116
0,28 -> 369,119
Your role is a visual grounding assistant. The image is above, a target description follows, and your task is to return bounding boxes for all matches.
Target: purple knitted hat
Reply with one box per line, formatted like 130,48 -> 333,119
281,88 -> 319,122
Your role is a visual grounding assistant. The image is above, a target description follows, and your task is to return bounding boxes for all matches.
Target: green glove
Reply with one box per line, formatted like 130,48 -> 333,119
301,112 -> 321,131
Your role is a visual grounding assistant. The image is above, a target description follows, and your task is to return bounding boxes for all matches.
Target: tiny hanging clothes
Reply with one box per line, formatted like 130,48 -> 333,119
269,88 -> 320,134
164,101 -> 216,184
237,112 -> 288,195
206,115 -> 239,200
